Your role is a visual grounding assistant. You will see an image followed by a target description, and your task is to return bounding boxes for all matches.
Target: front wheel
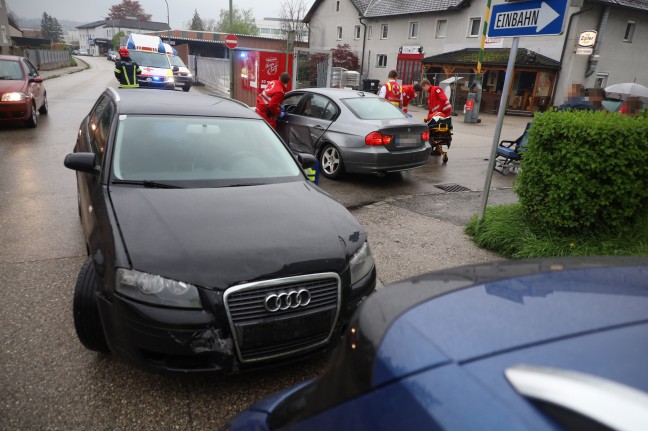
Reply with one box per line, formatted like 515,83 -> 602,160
182,84 -> 191,92
73,259 -> 110,352
319,144 -> 344,180
25,103 -> 37,128
38,94 -> 49,115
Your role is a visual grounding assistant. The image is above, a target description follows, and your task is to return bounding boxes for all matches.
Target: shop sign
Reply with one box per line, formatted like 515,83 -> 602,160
577,30 -> 597,47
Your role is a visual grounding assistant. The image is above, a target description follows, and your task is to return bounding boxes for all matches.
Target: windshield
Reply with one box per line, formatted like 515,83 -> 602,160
111,116 -> 302,187
0,60 -> 25,80
168,56 -> 186,67
128,51 -> 171,69
342,97 -> 407,120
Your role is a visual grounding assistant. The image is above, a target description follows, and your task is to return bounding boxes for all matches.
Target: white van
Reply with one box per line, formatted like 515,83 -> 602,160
125,34 -> 174,90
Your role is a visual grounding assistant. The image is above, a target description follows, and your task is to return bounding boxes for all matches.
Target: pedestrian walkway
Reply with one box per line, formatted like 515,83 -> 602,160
38,56 -> 90,80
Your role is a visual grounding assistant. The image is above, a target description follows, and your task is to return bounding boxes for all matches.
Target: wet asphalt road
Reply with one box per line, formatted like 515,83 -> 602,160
0,57 -> 526,429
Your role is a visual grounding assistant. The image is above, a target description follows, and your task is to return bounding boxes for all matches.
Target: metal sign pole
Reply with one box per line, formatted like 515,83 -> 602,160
229,0 -> 234,98
478,36 -> 519,221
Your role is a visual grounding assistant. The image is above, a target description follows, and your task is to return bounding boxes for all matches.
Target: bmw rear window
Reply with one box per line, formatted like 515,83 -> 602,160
342,97 -> 408,120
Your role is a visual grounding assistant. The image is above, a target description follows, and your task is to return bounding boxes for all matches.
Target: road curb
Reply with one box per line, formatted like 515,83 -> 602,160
42,57 -> 90,80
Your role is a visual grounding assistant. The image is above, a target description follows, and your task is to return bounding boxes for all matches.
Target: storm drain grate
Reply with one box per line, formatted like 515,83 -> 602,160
434,183 -> 472,193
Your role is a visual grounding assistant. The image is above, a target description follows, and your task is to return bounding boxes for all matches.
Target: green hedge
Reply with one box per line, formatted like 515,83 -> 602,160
516,110 -> 648,234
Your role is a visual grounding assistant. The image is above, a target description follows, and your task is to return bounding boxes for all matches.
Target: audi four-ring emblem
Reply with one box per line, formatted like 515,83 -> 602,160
265,289 -> 312,312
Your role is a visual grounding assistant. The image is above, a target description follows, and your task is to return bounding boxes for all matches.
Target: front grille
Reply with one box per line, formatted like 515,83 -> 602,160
224,273 -> 341,363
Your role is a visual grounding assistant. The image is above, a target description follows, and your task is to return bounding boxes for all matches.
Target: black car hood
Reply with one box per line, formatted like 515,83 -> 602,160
109,181 -> 365,289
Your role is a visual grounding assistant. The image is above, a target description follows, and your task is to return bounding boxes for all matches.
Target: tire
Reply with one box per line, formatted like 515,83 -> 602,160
319,144 -> 344,180
182,84 -> 191,92
38,94 -> 48,115
25,103 -> 37,128
73,259 -> 110,352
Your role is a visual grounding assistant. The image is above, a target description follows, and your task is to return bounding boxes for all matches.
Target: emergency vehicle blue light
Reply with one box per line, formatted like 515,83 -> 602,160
240,52 -> 247,58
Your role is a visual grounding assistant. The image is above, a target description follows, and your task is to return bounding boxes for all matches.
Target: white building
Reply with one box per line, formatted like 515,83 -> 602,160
304,0 -> 648,110
76,18 -> 170,56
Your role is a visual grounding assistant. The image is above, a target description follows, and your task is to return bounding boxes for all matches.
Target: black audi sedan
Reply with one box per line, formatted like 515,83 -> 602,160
64,88 -> 376,374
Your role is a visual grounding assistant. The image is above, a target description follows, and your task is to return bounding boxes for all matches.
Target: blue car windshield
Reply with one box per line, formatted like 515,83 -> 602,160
111,116 -> 302,185
342,97 -> 407,120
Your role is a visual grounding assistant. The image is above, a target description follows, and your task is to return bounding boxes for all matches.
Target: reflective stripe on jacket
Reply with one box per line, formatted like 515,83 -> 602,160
384,81 -> 402,106
114,60 -> 141,88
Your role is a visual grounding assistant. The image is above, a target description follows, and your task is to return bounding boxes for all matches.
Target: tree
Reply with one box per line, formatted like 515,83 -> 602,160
279,0 -> 309,42
331,44 -> 359,71
112,31 -> 126,50
215,6 -> 259,35
189,9 -> 204,31
40,12 -> 63,42
108,0 -> 152,21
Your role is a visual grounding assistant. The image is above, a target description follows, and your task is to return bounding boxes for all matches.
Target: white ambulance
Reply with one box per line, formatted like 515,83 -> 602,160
124,34 -> 175,90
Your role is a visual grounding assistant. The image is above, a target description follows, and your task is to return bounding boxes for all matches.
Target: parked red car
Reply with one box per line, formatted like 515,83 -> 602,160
0,55 -> 48,128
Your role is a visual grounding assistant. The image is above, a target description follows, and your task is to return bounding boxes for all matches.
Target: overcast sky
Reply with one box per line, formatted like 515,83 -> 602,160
7,0 -> 316,29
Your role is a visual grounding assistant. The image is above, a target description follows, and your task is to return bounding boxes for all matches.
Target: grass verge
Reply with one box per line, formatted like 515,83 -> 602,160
465,203 -> 648,258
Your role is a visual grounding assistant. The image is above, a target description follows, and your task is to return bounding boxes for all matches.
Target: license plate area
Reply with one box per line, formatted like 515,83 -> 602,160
395,133 -> 420,148
236,310 -> 334,352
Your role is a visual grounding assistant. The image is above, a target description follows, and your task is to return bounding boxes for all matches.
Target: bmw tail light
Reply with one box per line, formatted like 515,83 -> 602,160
365,132 -> 393,146
422,131 -> 429,141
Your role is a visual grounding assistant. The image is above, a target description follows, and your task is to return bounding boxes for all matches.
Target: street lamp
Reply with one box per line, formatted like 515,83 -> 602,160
163,0 -> 171,43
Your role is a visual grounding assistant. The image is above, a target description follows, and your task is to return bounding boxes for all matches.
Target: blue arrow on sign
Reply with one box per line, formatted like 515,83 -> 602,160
488,0 -> 568,37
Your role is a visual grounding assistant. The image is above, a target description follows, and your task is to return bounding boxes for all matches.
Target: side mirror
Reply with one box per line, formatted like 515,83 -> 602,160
30,76 -> 43,83
64,152 -> 100,175
297,153 -> 317,169
172,66 -> 179,72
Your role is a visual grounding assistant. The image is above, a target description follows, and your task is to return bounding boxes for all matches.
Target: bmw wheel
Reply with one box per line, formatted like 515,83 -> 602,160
73,259 -> 110,352
25,103 -> 37,128
319,144 -> 344,180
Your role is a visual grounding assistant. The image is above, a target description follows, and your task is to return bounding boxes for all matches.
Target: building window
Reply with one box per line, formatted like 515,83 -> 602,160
468,17 -> 481,37
336,1 -> 340,12
337,26 -> 342,40
623,20 -> 636,42
436,19 -> 447,38
1,26 -> 7,44
409,22 -> 419,39
381,24 -> 389,39
595,73 -> 609,88
377,54 -> 387,68
368,25 -> 373,39
355,25 -> 361,39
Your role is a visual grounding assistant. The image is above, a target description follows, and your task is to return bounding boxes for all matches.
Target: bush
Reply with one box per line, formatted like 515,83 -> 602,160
516,110 -> 648,234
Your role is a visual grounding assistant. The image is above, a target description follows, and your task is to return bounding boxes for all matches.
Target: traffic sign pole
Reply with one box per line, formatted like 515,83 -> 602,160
478,37 -> 519,222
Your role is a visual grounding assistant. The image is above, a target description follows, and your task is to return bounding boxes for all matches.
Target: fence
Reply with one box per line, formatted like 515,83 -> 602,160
190,55 -> 230,97
293,48 -> 332,90
24,49 -> 72,71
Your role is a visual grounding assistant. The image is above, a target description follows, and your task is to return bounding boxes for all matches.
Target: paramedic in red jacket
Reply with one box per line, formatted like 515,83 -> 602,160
421,79 -> 452,120
401,83 -> 422,114
379,70 -> 402,108
255,72 -> 291,129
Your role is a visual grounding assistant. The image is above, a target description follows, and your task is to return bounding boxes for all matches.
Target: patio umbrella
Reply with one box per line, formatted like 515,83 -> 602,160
605,82 -> 648,102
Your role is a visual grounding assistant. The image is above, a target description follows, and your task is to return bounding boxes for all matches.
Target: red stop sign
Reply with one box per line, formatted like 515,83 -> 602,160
225,34 -> 238,49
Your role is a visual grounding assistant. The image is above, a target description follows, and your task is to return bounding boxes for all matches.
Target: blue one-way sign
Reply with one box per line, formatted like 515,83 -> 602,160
488,0 -> 568,37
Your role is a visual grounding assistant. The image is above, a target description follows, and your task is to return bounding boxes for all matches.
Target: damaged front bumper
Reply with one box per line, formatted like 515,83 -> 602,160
97,292 -> 240,374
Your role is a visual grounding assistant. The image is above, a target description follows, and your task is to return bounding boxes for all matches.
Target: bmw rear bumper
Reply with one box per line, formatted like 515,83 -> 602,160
342,143 -> 432,174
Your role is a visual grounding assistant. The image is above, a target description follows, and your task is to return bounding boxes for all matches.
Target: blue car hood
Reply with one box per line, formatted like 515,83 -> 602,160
109,181 -> 365,289
373,265 -> 648,386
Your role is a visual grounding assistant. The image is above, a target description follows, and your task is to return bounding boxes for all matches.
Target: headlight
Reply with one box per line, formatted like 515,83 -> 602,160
186,73 -> 193,77
349,242 -> 375,285
116,268 -> 201,309
2,92 -> 27,102
165,76 -> 175,82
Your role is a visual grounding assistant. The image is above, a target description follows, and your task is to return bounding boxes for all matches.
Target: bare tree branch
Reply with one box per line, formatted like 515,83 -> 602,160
279,0 -> 309,42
